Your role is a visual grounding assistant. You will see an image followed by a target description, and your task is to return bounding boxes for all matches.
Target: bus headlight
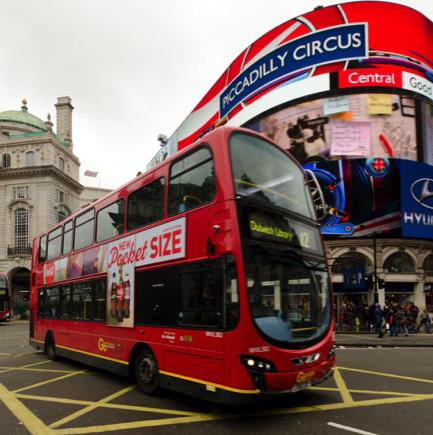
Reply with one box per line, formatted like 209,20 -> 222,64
240,355 -> 276,372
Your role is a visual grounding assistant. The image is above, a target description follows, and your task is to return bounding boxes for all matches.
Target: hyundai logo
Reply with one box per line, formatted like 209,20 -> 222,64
410,178 -> 433,210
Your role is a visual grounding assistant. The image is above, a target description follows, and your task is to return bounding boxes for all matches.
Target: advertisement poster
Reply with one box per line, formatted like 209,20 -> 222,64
106,217 -> 186,328
44,245 -> 107,285
106,235 -> 135,327
244,94 -> 417,164
304,158 -> 401,237
400,160 -> 433,240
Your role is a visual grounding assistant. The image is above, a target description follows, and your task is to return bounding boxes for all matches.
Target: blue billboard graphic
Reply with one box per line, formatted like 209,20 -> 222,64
400,160 -> 433,239
220,24 -> 368,117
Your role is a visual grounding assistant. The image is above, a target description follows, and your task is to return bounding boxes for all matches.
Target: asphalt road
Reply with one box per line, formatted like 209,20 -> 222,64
1,321 -> 433,435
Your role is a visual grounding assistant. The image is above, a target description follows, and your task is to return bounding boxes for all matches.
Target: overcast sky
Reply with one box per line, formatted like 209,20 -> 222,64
1,0 -> 432,189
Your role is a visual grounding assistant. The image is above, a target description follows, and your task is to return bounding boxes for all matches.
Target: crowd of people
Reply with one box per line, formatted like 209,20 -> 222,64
337,301 -> 432,336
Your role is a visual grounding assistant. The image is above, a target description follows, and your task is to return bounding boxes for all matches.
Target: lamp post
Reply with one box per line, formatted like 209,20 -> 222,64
373,237 -> 378,304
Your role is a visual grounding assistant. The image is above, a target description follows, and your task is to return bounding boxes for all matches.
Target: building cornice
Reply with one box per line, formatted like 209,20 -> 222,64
0,165 -> 83,192
2,133 -> 80,164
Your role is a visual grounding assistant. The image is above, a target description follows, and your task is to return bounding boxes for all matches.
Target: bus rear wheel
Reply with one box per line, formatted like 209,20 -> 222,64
46,334 -> 57,361
134,348 -> 159,395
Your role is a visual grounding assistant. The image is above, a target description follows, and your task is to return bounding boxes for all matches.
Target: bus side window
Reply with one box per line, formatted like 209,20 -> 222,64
62,221 -> 73,255
38,289 -> 45,318
178,263 -> 222,328
45,287 -> 60,319
39,235 -> 47,263
59,285 -> 71,320
224,256 -> 239,330
127,178 -> 165,231
74,209 -> 95,251
96,199 -> 125,243
47,227 -> 62,261
93,280 -> 106,321
135,266 -> 178,326
168,147 -> 216,216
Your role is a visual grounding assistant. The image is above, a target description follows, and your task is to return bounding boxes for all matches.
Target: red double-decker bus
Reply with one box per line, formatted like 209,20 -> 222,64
30,127 -> 335,402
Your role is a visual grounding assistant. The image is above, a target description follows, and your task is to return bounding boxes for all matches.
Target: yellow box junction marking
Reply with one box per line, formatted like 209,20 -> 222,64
0,358 -> 433,434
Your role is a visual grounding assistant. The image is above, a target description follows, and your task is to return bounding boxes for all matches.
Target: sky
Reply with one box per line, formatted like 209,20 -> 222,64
0,0 -> 432,190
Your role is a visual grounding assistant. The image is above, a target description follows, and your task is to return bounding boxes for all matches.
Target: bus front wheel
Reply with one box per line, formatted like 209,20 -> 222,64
46,334 -> 57,361
134,348 -> 159,395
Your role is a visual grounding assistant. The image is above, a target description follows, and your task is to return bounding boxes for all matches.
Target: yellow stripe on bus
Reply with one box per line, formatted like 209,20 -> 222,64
35,339 -> 260,395
159,370 -> 260,395
30,338 -> 44,345
56,344 -> 129,365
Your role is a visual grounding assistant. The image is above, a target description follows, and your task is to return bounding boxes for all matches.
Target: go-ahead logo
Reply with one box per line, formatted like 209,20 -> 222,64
410,178 -> 433,210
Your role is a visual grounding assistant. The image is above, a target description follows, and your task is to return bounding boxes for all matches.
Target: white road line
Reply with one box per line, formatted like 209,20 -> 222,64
327,422 -> 380,435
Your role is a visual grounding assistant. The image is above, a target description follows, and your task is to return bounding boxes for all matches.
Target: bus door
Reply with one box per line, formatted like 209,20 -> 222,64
135,260 -> 226,385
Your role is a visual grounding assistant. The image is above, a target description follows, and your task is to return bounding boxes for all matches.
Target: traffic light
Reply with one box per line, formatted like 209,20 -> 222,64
365,274 -> 373,289
378,278 -> 385,289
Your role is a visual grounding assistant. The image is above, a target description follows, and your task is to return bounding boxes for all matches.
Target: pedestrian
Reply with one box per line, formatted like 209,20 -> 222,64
417,310 -> 432,334
389,303 -> 399,336
396,305 -> 409,336
374,303 -> 385,338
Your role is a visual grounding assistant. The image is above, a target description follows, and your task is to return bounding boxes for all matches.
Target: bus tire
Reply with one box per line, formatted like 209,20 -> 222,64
46,333 -> 57,361
134,348 -> 159,395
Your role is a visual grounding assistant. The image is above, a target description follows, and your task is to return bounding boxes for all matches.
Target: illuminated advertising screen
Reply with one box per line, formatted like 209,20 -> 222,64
244,93 -> 417,163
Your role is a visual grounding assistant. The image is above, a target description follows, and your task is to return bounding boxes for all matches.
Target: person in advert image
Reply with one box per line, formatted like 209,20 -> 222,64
115,264 -> 125,322
110,272 -> 117,318
123,272 -> 131,319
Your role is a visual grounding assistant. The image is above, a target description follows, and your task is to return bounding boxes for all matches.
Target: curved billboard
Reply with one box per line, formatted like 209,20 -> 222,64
149,1 -> 433,239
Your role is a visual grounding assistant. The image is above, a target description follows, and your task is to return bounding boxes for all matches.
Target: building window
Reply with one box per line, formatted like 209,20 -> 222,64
56,189 -> 68,203
2,153 -> 11,168
26,151 -> 34,166
59,157 -> 65,172
13,186 -> 30,200
57,206 -> 70,223
423,255 -> 433,274
14,208 -> 29,254
384,252 -> 415,273
331,252 -> 373,274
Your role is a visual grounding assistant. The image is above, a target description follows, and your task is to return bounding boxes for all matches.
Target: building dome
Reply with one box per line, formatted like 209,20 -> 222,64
0,100 -> 46,131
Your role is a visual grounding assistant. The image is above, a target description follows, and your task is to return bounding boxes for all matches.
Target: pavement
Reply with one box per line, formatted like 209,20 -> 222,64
335,332 -> 433,347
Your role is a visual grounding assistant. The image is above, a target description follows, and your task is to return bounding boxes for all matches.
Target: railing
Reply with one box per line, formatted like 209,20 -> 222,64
7,245 -> 32,256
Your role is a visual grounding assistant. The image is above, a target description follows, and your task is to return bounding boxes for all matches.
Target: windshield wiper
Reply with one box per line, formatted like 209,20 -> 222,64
250,243 -> 327,272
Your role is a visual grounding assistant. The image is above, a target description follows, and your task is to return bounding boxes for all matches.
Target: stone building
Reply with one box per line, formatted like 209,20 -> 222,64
0,97 -> 104,315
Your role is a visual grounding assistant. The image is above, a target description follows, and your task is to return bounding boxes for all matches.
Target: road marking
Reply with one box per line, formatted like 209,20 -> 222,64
0,382 -> 51,435
338,366 -> 433,384
0,366 -> 83,374
49,385 -> 137,429
333,368 -> 354,403
53,394 -> 433,434
0,351 -> 40,361
2,353 -> 433,434
16,392 -> 197,415
311,386 -> 427,397
0,359 -> 51,374
327,422 -> 379,435
12,368 -> 88,393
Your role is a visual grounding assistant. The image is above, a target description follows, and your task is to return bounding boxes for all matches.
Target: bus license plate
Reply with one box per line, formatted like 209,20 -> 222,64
291,381 -> 311,392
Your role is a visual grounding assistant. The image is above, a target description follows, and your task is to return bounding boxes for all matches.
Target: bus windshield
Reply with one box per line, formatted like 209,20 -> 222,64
244,244 -> 331,346
230,133 -> 315,219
